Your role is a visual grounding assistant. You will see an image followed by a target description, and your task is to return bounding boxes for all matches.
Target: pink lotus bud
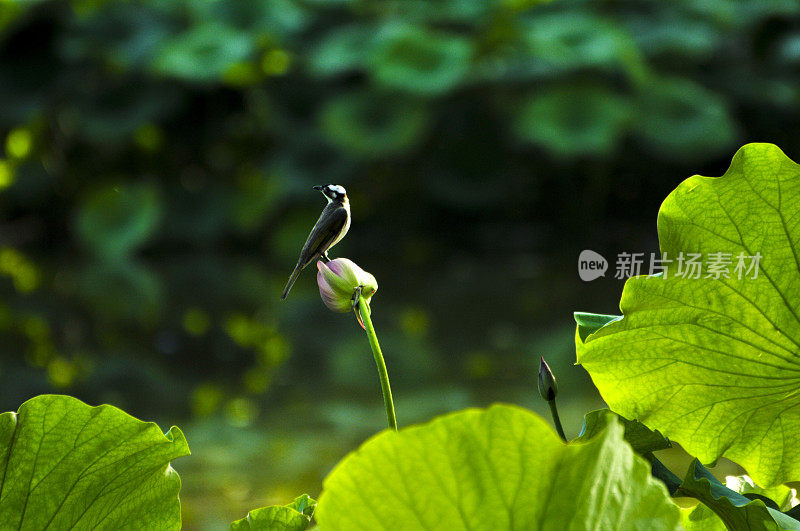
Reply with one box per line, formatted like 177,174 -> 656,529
317,258 -> 377,313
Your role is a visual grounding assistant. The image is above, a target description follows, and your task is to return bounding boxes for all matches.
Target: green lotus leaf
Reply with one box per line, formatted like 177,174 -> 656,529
231,494 -> 316,530
680,501 -> 727,531
0,394 -> 189,530
575,312 -> 622,342
320,91 -> 429,158
632,76 -> 737,160
726,474 -> 798,513
316,404 -> 679,530
521,12 -> 644,78
369,23 -> 473,95
677,459 -> 800,531
577,143 -> 800,486
77,259 -> 163,323
307,25 -> 374,76
74,182 -> 162,256
153,23 -> 254,82
576,409 -> 671,454
514,84 -> 630,157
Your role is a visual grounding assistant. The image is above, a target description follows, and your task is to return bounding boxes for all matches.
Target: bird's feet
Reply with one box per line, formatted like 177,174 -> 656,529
352,286 -> 366,330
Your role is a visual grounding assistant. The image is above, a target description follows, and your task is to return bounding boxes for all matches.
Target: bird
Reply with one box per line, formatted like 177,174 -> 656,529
281,184 -> 351,300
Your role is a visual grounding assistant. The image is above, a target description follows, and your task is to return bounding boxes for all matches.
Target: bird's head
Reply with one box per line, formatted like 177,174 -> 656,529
314,184 -> 347,203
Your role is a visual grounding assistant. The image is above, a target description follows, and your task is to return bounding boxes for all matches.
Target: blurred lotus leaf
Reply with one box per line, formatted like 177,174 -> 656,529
65,3 -> 173,70
369,23 -> 473,95
75,182 -> 162,256
516,85 -> 630,157
307,24 -> 375,77
320,91 -> 430,157
233,172 -> 286,234
153,23 -> 254,82
632,77 -> 737,160
514,84 -> 630,157
521,12 -> 644,79
683,0 -> 800,25
385,0 -> 496,23
72,84 -> 181,145
77,259 -> 163,323
182,0 -> 308,38
619,9 -> 721,58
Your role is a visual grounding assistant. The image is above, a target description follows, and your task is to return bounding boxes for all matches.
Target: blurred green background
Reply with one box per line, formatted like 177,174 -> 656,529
1,0 -> 799,527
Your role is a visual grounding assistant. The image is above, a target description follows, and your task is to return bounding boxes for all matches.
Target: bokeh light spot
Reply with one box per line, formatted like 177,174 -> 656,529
0,248 -> 40,292
0,160 -> 14,189
223,62 -> 260,86
225,313 -> 253,347
183,307 -> 211,336
6,128 -> 33,159
257,335 -> 289,366
134,123 -> 165,152
261,49 -> 291,76
47,357 -> 77,387
399,307 -> 429,338
192,383 -> 224,417
225,397 -> 257,427
243,367 -> 271,394
464,351 -> 494,379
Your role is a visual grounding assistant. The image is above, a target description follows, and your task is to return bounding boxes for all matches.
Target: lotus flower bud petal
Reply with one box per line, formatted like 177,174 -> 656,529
317,258 -> 378,313
538,356 -> 558,401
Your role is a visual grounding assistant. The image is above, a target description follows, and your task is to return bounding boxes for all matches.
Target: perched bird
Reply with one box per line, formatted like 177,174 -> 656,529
281,184 -> 351,300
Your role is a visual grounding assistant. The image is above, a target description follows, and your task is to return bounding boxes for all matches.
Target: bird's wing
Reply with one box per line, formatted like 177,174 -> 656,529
298,206 -> 348,267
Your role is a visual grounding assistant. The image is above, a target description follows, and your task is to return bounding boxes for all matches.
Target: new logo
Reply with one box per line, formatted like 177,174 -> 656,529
578,250 -> 608,281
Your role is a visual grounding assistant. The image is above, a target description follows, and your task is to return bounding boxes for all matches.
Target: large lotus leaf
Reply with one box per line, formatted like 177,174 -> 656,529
0,394 -> 189,530
315,404 -> 679,530
577,143 -> 800,486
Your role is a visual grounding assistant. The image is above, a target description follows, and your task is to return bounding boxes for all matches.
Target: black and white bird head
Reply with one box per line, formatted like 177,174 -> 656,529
313,184 -> 348,203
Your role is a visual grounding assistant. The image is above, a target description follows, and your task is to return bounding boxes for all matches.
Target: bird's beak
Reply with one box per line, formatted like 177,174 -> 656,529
312,185 -> 323,191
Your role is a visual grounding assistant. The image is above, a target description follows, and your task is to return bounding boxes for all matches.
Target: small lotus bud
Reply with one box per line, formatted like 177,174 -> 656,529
317,258 -> 377,313
538,356 -> 558,401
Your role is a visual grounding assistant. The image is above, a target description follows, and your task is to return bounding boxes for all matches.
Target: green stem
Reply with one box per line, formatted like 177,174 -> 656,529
358,297 -> 397,431
548,399 -> 567,442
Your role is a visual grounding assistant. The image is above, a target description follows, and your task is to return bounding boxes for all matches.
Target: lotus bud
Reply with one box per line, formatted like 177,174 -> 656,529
316,258 -> 377,313
538,356 -> 558,401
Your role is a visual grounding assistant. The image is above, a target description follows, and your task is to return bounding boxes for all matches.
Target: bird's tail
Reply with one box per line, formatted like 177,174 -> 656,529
281,262 -> 304,300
